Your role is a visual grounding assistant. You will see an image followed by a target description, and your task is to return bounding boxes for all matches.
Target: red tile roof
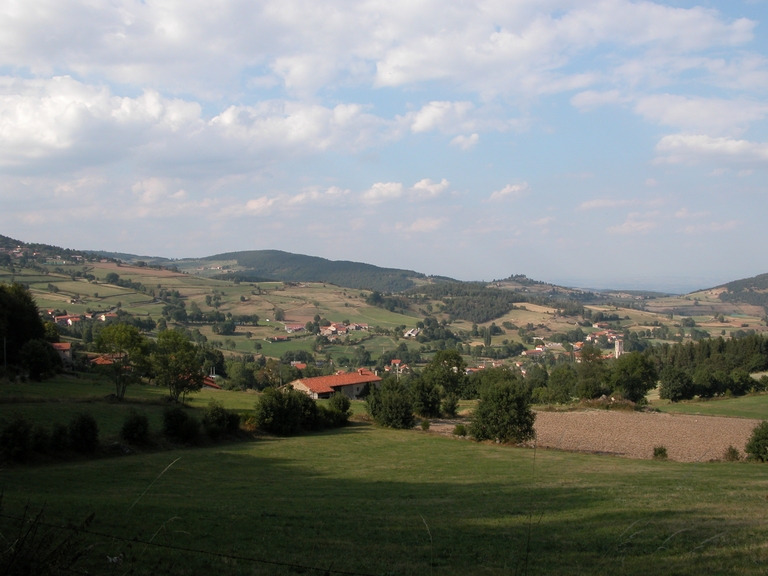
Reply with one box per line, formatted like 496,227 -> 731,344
203,376 -> 222,389
291,369 -> 380,395
51,342 -> 71,351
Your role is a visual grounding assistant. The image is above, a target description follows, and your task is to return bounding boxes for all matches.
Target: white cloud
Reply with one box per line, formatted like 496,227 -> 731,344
361,182 -> 404,203
578,198 -> 635,210
654,134 -> 768,165
532,216 -> 554,226
571,90 -> 628,111
489,182 -> 528,202
411,178 -> 450,200
683,220 -> 739,234
450,134 -> 479,150
645,178 -> 657,187
674,208 -> 708,219
0,0 -> 752,100
634,94 -> 768,136
607,212 -> 659,234
409,101 -> 475,134
408,217 -> 445,233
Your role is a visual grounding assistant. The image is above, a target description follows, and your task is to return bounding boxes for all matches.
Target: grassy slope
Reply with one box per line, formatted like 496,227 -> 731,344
1,423 -> 767,575
652,393 -> 768,420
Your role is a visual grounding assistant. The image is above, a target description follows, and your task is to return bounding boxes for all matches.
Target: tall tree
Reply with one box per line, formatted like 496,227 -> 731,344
96,323 -> 147,400
0,283 -> 45,366
421,349 -> 467,396
153,330 -> 204,402
609,352 -> 658,403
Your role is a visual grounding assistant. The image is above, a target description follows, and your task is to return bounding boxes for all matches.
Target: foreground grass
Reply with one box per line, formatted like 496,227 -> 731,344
652,392 -> 768,420
1,422 -> 768,575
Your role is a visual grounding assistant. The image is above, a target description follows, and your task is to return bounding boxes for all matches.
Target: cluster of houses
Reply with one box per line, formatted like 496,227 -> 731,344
1,245 -> 87,266
284,322 -> 369,336
47,310 -> 118,326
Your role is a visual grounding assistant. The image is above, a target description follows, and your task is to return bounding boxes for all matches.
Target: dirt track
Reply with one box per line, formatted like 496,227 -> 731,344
429,410 -> 761,462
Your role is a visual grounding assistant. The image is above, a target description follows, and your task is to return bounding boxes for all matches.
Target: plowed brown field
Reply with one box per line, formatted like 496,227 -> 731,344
429,410 -> 761,462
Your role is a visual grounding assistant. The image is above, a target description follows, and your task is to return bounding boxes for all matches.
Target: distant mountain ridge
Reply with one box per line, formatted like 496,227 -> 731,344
204,250 -> 428,292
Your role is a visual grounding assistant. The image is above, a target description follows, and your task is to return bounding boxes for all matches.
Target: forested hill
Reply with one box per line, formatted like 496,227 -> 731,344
206,250 -> 426,292
717,272 -> 768,311
0,234 -> 89,259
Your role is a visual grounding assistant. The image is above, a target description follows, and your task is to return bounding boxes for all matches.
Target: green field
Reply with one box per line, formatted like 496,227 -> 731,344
652,393 -> 768,420
1,416 -> 768,575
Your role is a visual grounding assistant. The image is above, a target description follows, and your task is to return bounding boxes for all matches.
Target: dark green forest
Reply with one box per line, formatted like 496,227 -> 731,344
208,250 -> 425,292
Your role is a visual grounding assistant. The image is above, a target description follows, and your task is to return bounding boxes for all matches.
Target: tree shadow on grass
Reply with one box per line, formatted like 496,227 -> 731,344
0,429 -> 766,576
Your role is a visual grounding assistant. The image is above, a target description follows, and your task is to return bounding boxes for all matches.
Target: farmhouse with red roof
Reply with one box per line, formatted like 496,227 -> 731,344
289,368 -> 381,400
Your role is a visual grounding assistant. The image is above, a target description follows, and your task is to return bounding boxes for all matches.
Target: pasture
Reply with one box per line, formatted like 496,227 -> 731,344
653,393 -> 768,420
1,413 -> 768,575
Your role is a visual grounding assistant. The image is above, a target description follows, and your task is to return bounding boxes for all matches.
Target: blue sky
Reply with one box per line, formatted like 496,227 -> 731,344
1,0 -> 767,292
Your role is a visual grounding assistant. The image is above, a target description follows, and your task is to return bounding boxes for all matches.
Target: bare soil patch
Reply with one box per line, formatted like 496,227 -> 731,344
427,410 -> 760,462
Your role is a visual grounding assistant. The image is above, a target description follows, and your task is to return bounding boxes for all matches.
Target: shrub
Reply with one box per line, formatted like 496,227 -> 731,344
453,423 -> 467,437
31,425 -> 51,454
318,405 -> 347,428
470,379 -> 535,443
723,445 -> 741,462
68,413 -> 99,453
0,415 -> 33,461
254,387 -> 320,436
365,380 -> 414,429
745,421 -> 768,462
411,379 -> 441,418
120,409 -> 150,445
421,419 -> 430,431
442,393 -> 459,417
162,405 -> 201,443
49,423 -> 69,453
328,392 -> 351,415
653,446 -> 668,460
202,401 -> 240,440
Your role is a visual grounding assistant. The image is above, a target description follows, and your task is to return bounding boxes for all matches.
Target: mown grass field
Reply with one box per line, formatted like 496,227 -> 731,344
2,416 -> 768,575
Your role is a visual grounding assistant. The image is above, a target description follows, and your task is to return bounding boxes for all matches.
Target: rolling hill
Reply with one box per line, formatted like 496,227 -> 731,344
201,249 -> 428,293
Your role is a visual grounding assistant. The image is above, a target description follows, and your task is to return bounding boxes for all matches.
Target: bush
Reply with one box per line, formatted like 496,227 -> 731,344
653,446 -> 668,460
745,421 -> 768,462
254,387 -> 320,436
31,425 -> 51,454
723,445 -> 741,462
120,409 -> 150,445
421,419 -> 430,431
49,423 -> 69,453
365,380 -> 414,429
411,379 -> 441,418
68,413 -> 99,453
162,405 -> 201,443
202,401 -> 241,440
0,414 -> 33,461
470,379 -> 535,443
442,393 -> 459,417
329,392 -> 351,415
453,423 -> 467,437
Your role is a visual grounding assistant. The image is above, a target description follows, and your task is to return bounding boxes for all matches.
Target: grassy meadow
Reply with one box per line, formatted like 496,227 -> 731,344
652,392 -> 768,420
2,416 -> 768,575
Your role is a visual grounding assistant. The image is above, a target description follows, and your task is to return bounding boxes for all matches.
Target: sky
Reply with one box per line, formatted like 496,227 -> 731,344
1,0 -> 767,293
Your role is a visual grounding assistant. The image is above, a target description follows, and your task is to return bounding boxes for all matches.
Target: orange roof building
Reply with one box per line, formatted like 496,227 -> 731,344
289,368 -> 381,399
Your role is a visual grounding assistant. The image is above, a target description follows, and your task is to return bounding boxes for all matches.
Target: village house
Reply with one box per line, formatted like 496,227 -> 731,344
289,368 -> 381,400
284,324 -> 305,333
51,342 -> 73,366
